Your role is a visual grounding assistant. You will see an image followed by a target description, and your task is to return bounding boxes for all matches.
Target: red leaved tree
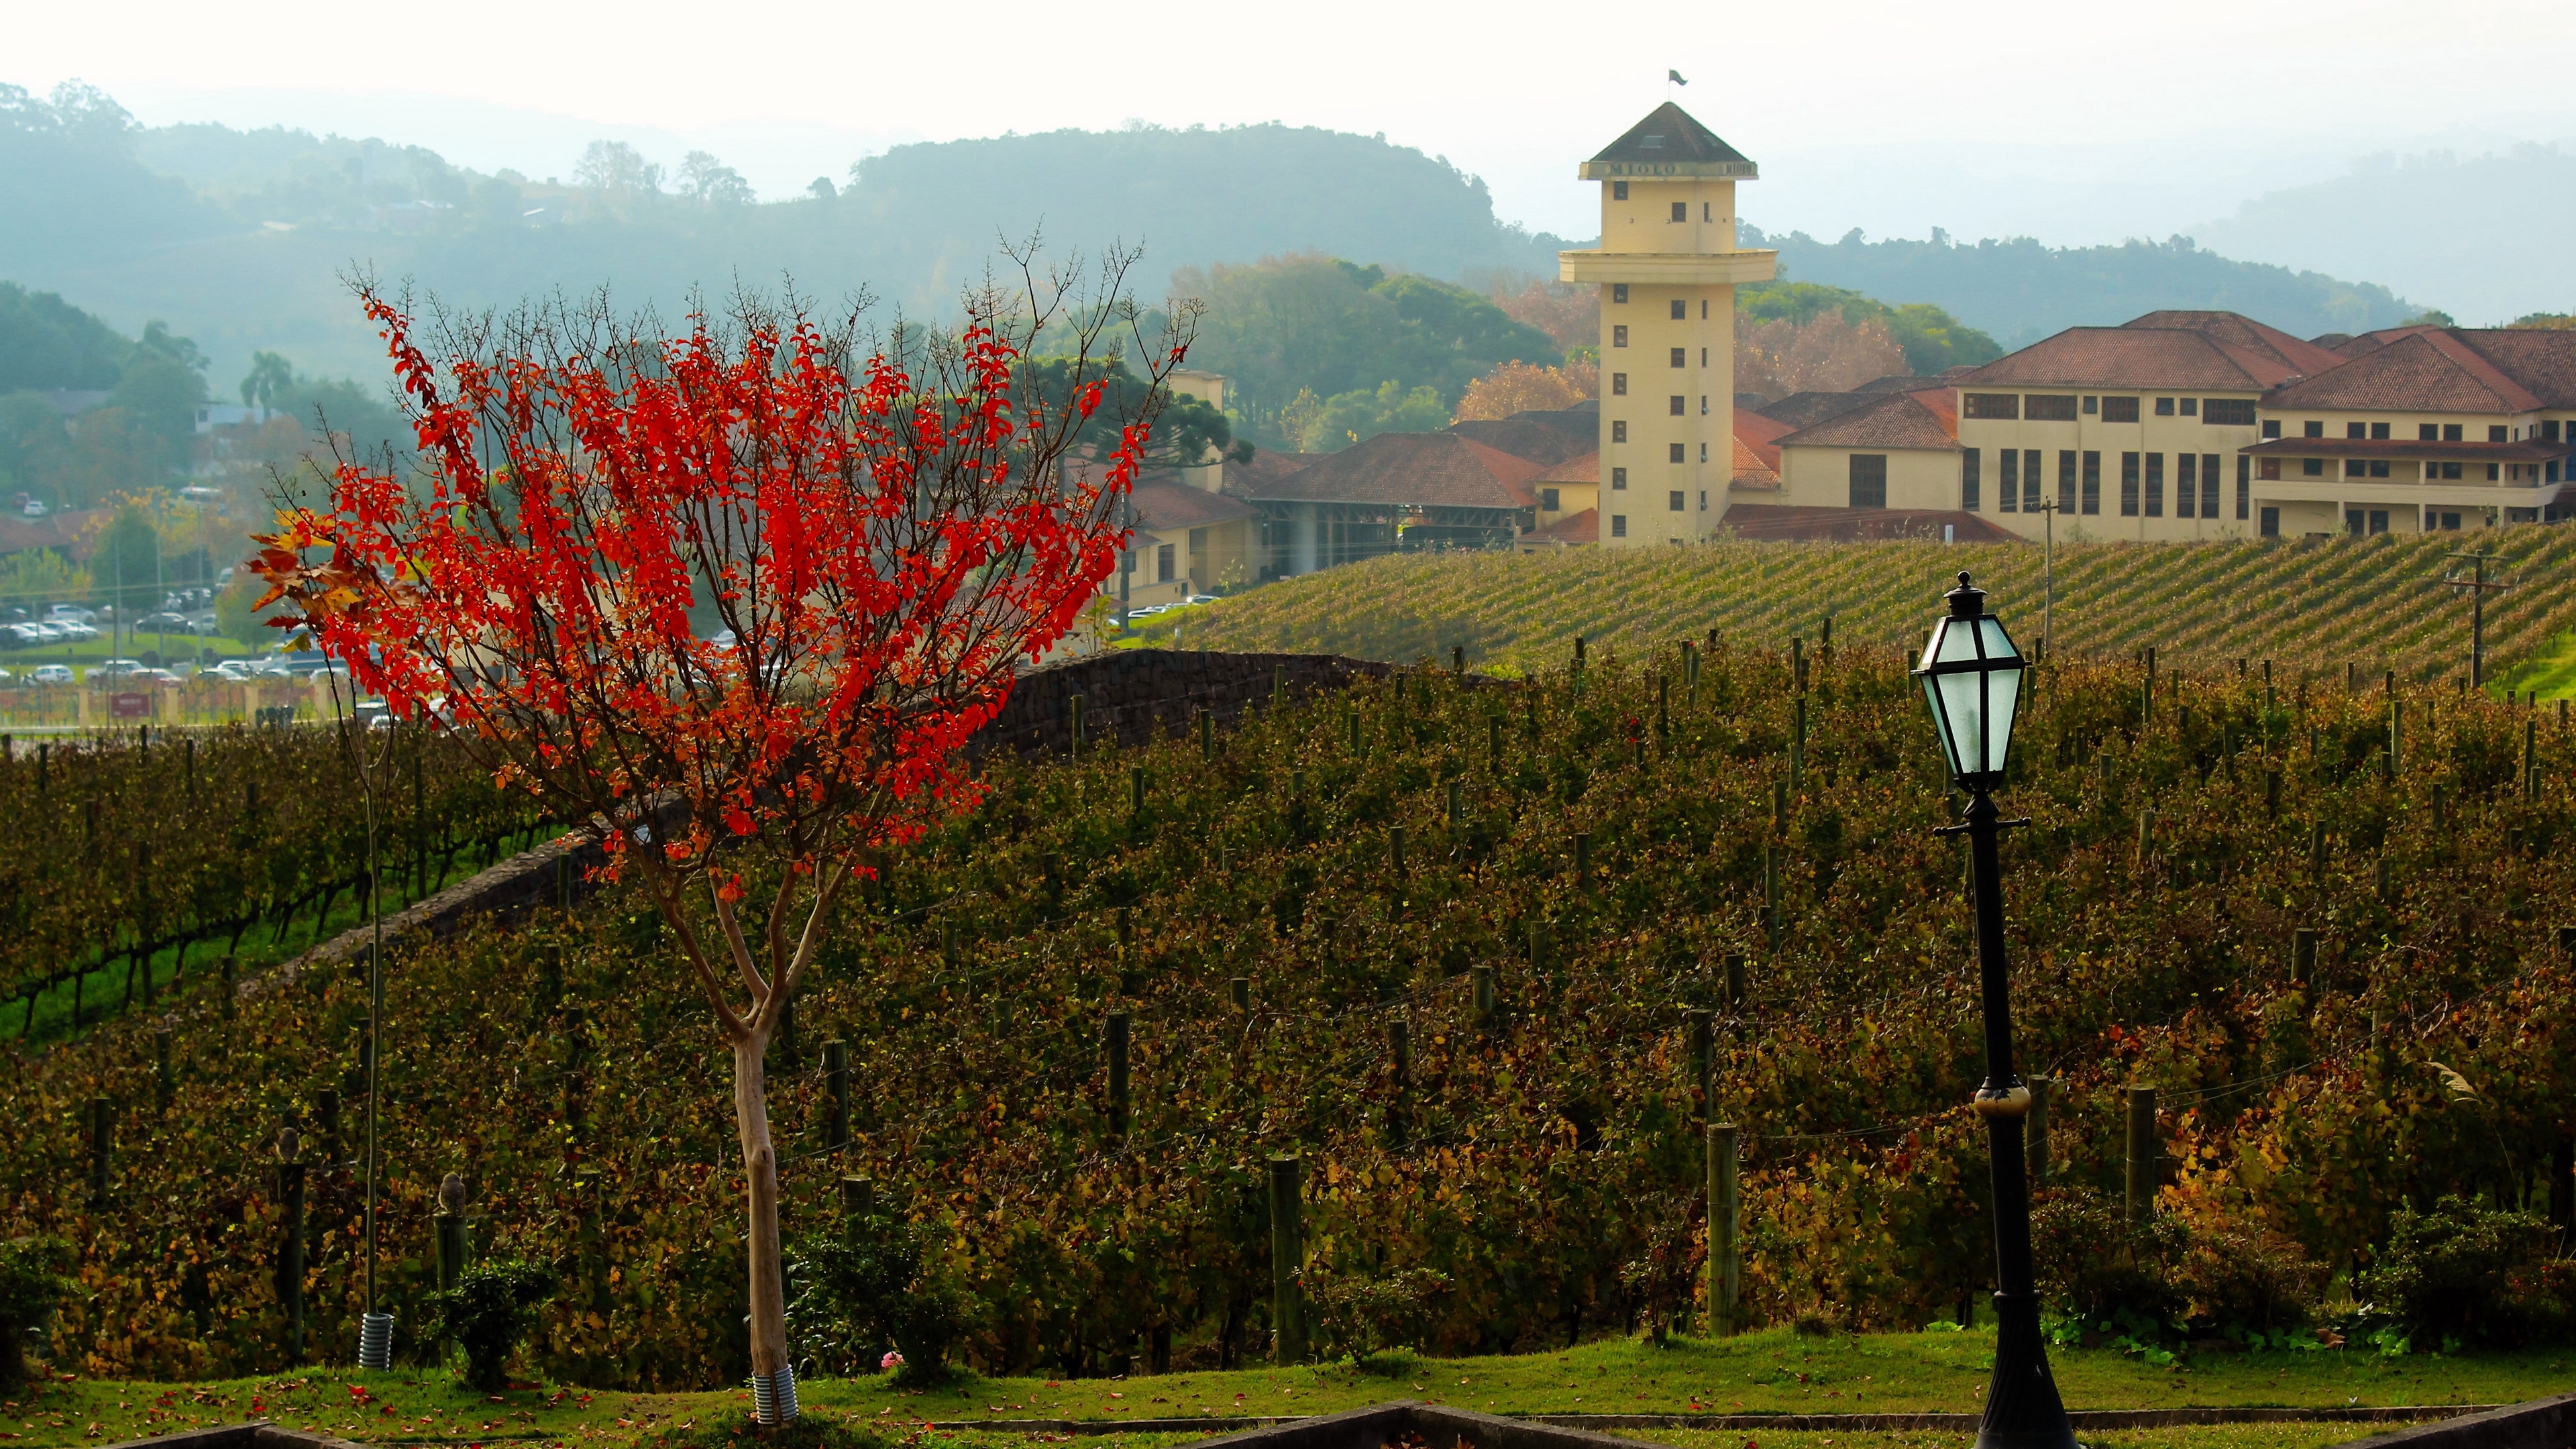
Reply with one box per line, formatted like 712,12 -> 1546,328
252,260 -> 1189,1406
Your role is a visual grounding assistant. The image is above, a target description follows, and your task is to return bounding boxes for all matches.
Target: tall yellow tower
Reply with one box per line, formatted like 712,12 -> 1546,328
1560,103 -> 1776,547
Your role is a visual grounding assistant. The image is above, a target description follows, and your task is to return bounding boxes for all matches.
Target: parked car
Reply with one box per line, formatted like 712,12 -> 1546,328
93,658 -> 146,678
5,623 -> 54,645
30,665 -> 72,684
50,622 -> 98,641
45,605 -> 94,625
135,612 -> 193,634
208,659 -> 258,682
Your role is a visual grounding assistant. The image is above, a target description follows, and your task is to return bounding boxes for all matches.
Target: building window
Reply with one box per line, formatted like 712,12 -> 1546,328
2304,421 -> 2325,438
2180,398 -> 2199,417
1613,325 -> 1629,347
2084,396 -> 2100,415
1965,447 -> 1984,511
2259,506 -> 2279,537
1612,373 -> 1627,396
1156,543 -> 1176,582
2145,452 -> 2165,515
2027,395 -> 2079,422
1613,284 -> 1629,303
2176,453 -> 2196,518
1611,513 -> 1627,537
2435,511 -> 2462,529
2236,455 -> 2251,519
2371,422 -> 2390,439
2443,423 -> 2463,441
1668,443 -> 1685,463
1541,487 -> 1561,511
2024,450 -> 2041,512
2203,399 -> 2253,426
2155,397 -> 2176,416
1613,182 -> 1629,201
2491,425 -> 2511,443
1849,454 -> 1888,508
2488,463 -> 2502,480
2259,457 -> 2280,480
2260,418 -> 2282,438
1612,466 -> 1628,489
1701,441 -> 1709,462
1701,395 -> 1710,414
2302,458 -> 2325,476
2104,396 -> 2141,423
1613,421 -> 1627,442
2080,451 -> 2101,514
1699,490 -> 1709,510
1964,393 -> 2021,420
2058,450 -> 2078,513
2419,423 -> 2438,440
1669,394 -> 1685,415
2347,422 -> 2367,439
1669,299 -> 1686,320
2546,421 -> 2563,442
2203,453 -> 2221,517
1670,347 -> 1686,368
1995,447 -> 2015,512
2121,451 -> 2141,515
2345,510 -> 2365,537
1668,490 -> 1686,511
2345,459 -> 2367,478
1670,201 -> 1688,222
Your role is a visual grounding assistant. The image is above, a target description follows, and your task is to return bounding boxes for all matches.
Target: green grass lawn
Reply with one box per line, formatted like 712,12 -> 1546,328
2493,629 -> 2576,702
0,634 -> 258,669
7,1327 -> 2565,1448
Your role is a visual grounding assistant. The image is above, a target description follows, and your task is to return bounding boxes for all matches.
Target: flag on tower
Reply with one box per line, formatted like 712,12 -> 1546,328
1669,70 -> 1688,85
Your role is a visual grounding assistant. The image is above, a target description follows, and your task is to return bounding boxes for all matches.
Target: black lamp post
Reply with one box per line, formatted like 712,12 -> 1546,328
1913,571 -> 2074,1449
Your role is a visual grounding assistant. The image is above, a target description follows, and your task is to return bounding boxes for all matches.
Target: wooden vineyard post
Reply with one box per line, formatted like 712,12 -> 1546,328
1683,639 -> 1700,702
824,1040 -> 851,1155
1446,780 -> 1463,832
2293,928 -> 2318,992
1723,952 -> 1747,1014
1487,715 -> 1502,770
1707,1121 -> 1739,1337
1069,693 -> 1085,757
1572,832 -> 1591,888
279,1149 -> 307,1362
1230,977 -> 1250,1014
1472,965 -> 1497,1030
1269,1156 -> 1305,1364
839,1175 -> 875,1224
1389,826 -> 1407,881
317,1088 -> 341,1165
1129,765 -> 1148,823
1452,644 -> 1464,678
1789,698 -> 1805,794
2265,769 -> 2282,820
1772,780 -> 1788,837
2026,1077 -> 2050,1183
2526,716 -> 2539,801
87,1096 -> 112,1207
1105,1011 -> 1130,1142
1386,1016 -> 1410,1148
435,1173 -> 470,1291
2125,1085 -> 2158,1224
1684,1008 -> 1713,1110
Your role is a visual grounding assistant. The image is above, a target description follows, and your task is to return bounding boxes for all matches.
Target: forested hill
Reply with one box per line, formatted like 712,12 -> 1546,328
1752,225 -> 2422,347
2,80 -> 2422,382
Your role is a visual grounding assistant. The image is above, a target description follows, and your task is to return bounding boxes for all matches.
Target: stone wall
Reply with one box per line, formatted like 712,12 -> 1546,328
969,649 -> 1403,758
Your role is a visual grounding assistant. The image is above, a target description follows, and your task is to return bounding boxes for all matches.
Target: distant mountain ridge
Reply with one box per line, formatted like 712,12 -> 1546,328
1,80 -> 2428,386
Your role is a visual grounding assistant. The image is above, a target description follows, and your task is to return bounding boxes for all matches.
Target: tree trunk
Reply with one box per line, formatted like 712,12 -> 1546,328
731,1029 -> 790,1385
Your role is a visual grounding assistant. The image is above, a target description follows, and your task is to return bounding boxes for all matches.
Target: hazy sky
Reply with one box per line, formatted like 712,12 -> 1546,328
18,0 -> 2576,247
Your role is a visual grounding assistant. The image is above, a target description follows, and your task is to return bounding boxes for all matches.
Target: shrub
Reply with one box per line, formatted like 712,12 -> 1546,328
630,1411 -> 900,1449
2033,1188 -> 2322,1344
428,1258 -> 554,1390
0,1237 -> 76,1389
1305,1265 -> 1452,1363
789,1217 -> 971,1385
2354,1197 -> 2569,1348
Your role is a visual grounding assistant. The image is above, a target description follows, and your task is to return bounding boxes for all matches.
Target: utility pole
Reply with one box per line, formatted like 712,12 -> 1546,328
2446,551 -> 2512,688
2036,500 -> 2058,659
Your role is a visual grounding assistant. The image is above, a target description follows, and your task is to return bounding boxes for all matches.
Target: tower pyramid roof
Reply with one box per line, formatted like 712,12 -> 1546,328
1580,103 -> 1757,180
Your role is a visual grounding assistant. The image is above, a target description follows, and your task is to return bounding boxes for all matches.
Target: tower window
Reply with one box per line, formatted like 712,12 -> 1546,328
1703,202 -> 1712,221
1670,201 -> 1688,222
1701,299 -> 1708,319
1669,490 -> 1685,511
1541,488 -> 1560,511
1613,181 -> 1629,201
1849,454 -> 1888,508
1670,347 -> 1686,368
1612,467 -> 1628,489
1668,443 -> 1685,463
1611,514 -> 1628,537
1670,299 -> 1686,320
1611,373 -> 1627,395
1613,325 -> 1629,347
1612,421 -> 1628,443
1613,284 -> 1629,303
1668,395 -> 1684,416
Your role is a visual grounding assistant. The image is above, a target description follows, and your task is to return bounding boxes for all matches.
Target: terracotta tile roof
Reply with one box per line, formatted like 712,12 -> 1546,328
0,509 -> 103,559
2123,311 -> 2349,378
1733,408 -> 1792,471
1729,435 -> 1782,491
1853,374 -> 1946,394
2264,331 -> 2546,414
1242,432 -> 1545,511
1755,390 -> 1878,430
1529,507 -> 1598,544
1130,480 -> 1259,532
1217,449 -> 1322,498
1952,311 -> 2338,392
1722,504 -> 2019,543
1534,451 -> 1599,486
1589,102 -> 1755,172
2451,329 -> 2576,409
1445,415 -> 1595,468
1775,391 -> 1960,452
